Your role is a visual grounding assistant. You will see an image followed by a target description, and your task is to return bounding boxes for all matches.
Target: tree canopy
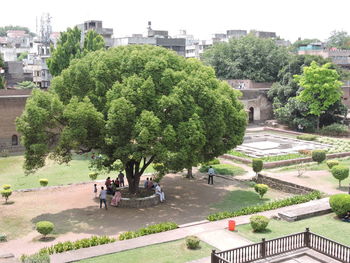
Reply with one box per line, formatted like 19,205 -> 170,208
17,45 -> 247,193
326,30 -> 350,50
0,25 -> 35,37
47,28 -> 105,77
295,61 -> 343,129
202,35 -> 290,82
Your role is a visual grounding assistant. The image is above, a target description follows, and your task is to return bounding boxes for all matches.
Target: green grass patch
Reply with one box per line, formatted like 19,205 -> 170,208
227,150 -> 250,159
212,189 -> 291,212
199,164 -> 246,176
260,153 -> 306,162
77,239 -> 214,263
236,213 -> 350,246
0,155 -> 155,190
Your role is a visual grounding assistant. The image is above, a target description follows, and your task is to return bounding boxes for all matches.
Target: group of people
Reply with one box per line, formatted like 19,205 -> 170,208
144,177 -> 165,202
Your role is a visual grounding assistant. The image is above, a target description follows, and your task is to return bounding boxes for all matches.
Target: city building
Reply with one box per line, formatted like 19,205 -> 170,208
77,20 -> 114,48
251,30 -> 277,38
226,29 -> 247,39
113,22 -> 186,57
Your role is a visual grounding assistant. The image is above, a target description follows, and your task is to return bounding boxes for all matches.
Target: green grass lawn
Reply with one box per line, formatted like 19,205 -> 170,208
212,186 -> 291,212
0,155 -> 155,190
199,163 -> 246,176
236,213 -> 350,246
77,239 -> 214,263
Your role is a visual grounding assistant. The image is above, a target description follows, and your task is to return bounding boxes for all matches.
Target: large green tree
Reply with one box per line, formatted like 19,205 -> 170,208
295,61 -> 343,130
47,28 -> 105,77
202,35 -> 290,82
326,30 -> 350,50
17,45 -> 247,193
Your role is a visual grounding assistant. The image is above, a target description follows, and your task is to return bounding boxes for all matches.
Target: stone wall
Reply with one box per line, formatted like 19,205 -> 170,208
118,194 -> 160,208
0,89 -> 31,153
254,174 -> 316,195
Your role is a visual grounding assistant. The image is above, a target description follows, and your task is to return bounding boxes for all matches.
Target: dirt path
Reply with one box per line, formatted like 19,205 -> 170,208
0,171 -> 249,256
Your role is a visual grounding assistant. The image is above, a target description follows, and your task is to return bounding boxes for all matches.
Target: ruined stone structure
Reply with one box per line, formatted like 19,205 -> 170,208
0,89 -> 31,153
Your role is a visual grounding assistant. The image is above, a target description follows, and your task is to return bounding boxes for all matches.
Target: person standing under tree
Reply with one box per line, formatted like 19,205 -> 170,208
207,166 -> 215,185
118,171 -> 125,187
99,186 -> 107,210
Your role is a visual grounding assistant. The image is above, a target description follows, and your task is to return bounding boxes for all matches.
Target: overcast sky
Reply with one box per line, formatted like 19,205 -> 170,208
1,0 -> 349,42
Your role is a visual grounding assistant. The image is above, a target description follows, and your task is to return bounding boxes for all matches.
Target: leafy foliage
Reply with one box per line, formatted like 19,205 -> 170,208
296,134 -> 317,141
17,52 -> 28,61
0,25 -> 35,37
199,164 -> 245,176
329,194 -> 350,217
47,28 -> 105,76
331,165 -> 349,187
36,221 -> 54,237
254,184 -> 269,199
2,184 -> 11,190
89,172 -> 98,180
326,160 -> 339,169
118,222 -> 178,240
1,189 -> 12,203
312,150 -> 326,164
17,45 -> 246,193
320,124 -> 349,136
186,236 -> 200,249
250,215 -> 269,232
207,191 -> 322,221
16,81 -> 38,89
202,35 -> 290,82
20,252 -> 50,263
39,179 -> 48,187
326,30 -> 350,50
252,159 -> 263,174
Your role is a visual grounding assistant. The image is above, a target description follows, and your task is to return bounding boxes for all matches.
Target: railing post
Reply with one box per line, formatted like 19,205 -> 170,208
211,249 -> 218,263
260,238 -> 266,258
304,228 -> 310,247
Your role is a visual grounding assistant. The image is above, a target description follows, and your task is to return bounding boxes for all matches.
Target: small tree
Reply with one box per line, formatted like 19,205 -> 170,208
1,189 -> 12,204
312,150 -> 326,164
36,221 -> 54,239
39,179 -> 48,187
250,215 -> 269,232
254,184 -> 269,199
89,172 -> 98,181
252,159 -> 263,175
329,194 -> 350,217
331,165 -> 349,188
326,160 -> 339,169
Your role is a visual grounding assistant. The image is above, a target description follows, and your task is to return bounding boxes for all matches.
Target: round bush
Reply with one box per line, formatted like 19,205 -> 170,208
326,160 -> 339,169
89,172 -> 98,181
2,184 -> 11,190
250,215 -> 269,232
331,165 -> 349,187
0,233 -> 7,242
254,184 -> 269,199
312,150 -> 326,164
1,189 -> 12,203
329,194 -> 350,217
185,235 -> 200,249
252,159 -> 263,174
39,179 -> 48,187
36,221 -> 54,237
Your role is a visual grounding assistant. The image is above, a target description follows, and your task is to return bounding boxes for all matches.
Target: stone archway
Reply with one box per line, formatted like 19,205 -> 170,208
249,107 -> 254,123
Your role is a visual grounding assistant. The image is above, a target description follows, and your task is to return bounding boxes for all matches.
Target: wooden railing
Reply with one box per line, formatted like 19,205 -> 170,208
211,228 -> 350,263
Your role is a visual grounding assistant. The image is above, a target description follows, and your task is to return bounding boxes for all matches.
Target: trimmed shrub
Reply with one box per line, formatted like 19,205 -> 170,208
2,184 -> 11,190
207,191 -> 322,221
326,160 -> 339,169
254,184 -> 269,199
89,172 -> 98,181
329,194 -> 350,217
20,252 -> 50,263
252,159 -> 263,175
0,233 -> 7,242
331,165 -> 349,187
118,222 -> 178,240
186,236 -> 200,249
205,159 -> 220,165
1,189 -> 12,203
297,134 -> 317,141
36,221 -> 54,238
320,124 -> 349,136
39,179 -> 48,187
312,150 -> 326,164
250,215 -> 269,232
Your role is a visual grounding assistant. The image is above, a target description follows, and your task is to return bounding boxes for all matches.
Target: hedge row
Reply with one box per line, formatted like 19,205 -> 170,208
37,235 -> 116,255
207,191 -> 322,221
119,222 -> 178,240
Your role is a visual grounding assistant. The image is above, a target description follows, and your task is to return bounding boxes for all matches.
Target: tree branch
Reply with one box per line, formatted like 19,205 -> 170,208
139,155 -> 155,175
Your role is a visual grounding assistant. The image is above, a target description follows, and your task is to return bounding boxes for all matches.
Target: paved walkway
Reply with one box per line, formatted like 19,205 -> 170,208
50,198 -> 330,263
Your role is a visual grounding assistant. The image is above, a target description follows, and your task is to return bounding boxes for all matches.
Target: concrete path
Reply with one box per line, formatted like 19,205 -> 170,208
50,197 -> 330,263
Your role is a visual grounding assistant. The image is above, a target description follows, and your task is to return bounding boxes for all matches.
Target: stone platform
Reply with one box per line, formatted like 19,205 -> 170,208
278,198 -> 331,222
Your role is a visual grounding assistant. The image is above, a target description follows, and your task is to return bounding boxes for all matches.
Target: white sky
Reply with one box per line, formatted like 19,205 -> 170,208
1,0 -> 349,42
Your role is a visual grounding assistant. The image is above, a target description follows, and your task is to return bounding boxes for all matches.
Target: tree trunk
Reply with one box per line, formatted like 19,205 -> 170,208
186,167 -> 193,179
316,117 -> 320,131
